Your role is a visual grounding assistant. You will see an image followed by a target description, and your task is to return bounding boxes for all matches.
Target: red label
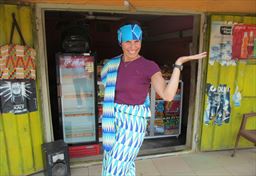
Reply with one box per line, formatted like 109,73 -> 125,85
232,24 -> 256,59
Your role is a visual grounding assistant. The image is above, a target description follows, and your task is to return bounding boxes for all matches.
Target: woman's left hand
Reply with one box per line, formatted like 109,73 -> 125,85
175,52 -> 207,65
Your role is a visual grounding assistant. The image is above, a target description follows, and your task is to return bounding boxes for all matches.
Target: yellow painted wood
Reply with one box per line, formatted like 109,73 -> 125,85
3,114 -> 23,175
0,6 -> 6,44
200,64 -> 219,150
0,4 -> 44,175
17,114 -> 34,174
212,65 -> 236,150
18,6 -> 33,46
242,64 -> 256,97
200,15 -> 222,150
29,111 -> 44,170
201,15 -> 256,151
211,15 -> 237,148
0,114 -> 10,176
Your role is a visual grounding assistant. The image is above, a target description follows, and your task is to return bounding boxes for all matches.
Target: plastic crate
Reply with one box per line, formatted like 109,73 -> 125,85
68,144 -> 100,158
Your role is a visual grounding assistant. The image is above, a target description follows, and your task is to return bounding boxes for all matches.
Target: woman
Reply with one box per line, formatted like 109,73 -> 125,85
101,22 -> 207,176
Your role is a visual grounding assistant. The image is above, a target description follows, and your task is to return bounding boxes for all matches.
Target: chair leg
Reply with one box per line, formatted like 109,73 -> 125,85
231,134 -> 241,157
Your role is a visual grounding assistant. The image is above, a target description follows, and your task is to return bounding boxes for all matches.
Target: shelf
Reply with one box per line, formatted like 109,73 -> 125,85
64,113 -> 94,117
62,93 -> 94,98
149,80 -> 183,138
145,134 -> 179,139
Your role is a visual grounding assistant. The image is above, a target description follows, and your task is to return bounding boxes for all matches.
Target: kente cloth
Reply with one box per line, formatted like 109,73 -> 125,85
0,44 -> 36,80
102,103 -> 151,176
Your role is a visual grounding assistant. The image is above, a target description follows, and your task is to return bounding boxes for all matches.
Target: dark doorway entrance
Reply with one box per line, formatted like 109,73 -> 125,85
44,10 -> 198,155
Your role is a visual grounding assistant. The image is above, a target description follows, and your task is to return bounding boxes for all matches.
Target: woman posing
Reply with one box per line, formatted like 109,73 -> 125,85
101,22 -> 207,176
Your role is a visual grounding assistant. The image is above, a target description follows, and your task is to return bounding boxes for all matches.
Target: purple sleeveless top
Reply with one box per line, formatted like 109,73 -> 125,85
114,56 -> 160,105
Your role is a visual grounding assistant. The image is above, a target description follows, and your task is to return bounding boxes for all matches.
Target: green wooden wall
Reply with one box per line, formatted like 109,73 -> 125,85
200,15 -> 256,151
0,4 -> 44,175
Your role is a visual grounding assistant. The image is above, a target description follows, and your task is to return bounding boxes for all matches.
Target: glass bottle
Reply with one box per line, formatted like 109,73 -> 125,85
247,31 -> 254,58
240,32 -> 249,59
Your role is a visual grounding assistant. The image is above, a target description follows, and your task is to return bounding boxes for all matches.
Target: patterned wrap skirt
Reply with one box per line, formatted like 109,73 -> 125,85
102,103 -> 151,176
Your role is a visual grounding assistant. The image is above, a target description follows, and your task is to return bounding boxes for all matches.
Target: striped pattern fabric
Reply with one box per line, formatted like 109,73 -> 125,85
101,55 -> 122,151
0,44 -> 36,80
102,103 -> 151,176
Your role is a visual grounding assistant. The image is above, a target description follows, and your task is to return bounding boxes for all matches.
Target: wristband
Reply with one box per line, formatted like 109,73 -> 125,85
173,64 -> 183,71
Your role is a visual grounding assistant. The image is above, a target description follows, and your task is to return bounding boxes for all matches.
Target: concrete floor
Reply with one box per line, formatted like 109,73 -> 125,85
34,148 -> 256,176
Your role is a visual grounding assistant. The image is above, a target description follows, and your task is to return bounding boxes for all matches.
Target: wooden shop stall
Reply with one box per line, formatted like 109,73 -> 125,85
0,1 -> 255,175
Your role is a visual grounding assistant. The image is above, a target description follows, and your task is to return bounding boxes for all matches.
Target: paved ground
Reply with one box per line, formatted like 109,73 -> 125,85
34,148 -> 256,176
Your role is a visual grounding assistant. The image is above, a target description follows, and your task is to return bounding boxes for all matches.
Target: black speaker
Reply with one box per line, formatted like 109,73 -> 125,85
61,25 -> 91,53
42,140 -> 71,176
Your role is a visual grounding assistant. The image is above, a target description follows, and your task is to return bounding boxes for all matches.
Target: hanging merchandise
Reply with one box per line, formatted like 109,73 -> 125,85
216,84 -> 231,124
0,13 -> 37,114
0,13 -> 36,80
232,85 -> 242,107
0,80 -> 37,114
204,84 -> 218,124
232,24 -> 256,60
204,83 -> 231,126
209,21 -> 236,66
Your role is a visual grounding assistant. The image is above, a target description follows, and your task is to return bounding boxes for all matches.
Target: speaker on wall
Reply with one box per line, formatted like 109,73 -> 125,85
42,140 -> 71,176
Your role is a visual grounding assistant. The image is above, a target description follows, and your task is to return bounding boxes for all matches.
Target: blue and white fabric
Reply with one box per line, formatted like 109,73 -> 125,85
101,55 -> 122,152
117,24 -> 142,44
102,103 -> 151,176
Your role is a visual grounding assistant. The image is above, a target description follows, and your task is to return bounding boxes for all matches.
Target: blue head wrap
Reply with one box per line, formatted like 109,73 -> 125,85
117,24 -> 142,44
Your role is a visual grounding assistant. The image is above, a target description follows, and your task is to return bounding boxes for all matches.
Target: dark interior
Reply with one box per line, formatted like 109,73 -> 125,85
44,11 -> 196,153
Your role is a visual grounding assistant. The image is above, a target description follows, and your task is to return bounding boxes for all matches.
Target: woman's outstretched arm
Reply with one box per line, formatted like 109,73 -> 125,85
151,52 -> 207,101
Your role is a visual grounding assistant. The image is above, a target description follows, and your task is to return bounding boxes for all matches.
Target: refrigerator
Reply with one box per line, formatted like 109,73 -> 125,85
146,80 -> 183,138
56,53 -> 98,145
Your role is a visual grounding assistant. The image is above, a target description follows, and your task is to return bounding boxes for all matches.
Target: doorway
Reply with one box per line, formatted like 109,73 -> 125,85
43,10 -> 200,156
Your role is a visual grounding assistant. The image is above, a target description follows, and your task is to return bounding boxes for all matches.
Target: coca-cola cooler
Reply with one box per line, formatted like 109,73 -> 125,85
56,53 -> 100,158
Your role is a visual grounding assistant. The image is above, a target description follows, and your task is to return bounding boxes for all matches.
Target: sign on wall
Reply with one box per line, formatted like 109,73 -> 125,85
232,24 -> 256,60
209,21 -> 235,66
